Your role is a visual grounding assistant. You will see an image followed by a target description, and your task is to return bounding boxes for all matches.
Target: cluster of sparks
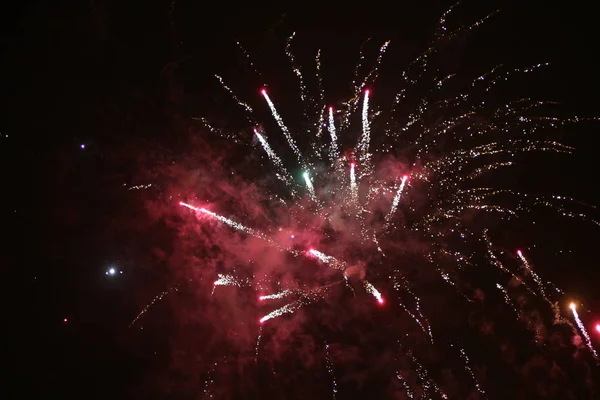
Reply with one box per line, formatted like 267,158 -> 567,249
132,1 -> 600,397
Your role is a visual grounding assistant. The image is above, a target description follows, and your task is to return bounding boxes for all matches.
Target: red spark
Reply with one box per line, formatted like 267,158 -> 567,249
516,249 -> 522,256
364,89 -> 370,95
260,88 -> 267,95
329,106 -> 333,111
378,298 -> 385,305
596,324 -> 600,333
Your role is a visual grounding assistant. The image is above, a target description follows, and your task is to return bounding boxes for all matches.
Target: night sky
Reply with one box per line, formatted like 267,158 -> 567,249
3,0 -> 600,398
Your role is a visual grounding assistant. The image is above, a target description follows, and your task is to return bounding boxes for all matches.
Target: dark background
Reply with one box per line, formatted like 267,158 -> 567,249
2,0 -> 599,398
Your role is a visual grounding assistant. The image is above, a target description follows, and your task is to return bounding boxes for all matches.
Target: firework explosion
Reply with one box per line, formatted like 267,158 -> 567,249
130,3 -> 600,398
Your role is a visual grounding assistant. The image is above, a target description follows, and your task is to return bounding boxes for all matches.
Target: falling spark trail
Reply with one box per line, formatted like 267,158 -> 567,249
373,234 -> 385,256
360,41 -> 391,90
261,89 -> 306,167
254,129 -> 296,193
363,280 -> 384,304
517,250 -> 548,298
384,175 -> 408,226
358,90 -> 371,166
215,75 -> 254,115
255,326 -> 263,362
236,40 -> 262,79
350,163 -> 358,205
309,249 -> 345,270
324,343 -> 338,399
180,202 -> 265,238
496,283 -> 519,316
259,290 -> 294,301
260,301 -> 301,323
570,303 -> 599,358
328,107 -> 339,163
459,347 -> 486,398
396,372 -> 414,399
303,171 -> 317,202
127,183 -> 153,191
129,285 -> 180,327
212,274 -> 246,295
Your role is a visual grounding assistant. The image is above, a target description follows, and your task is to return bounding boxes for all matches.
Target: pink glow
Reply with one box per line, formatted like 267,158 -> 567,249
258,296 -> 265,301
260,89 -> 267,95
329,106 -> 333,111
378,298 -> 385,305
595,324 -> 600,333
364,89 -> 370,95
516,249 -> 522,256
63,318 -> 68,323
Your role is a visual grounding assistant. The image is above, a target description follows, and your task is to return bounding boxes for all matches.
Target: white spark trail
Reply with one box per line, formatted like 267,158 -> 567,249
260,301 -> 301,323
363,280 -> 384,304
570,303 -> 599,358
384,175 -> 408,226
350,163 -> 358,205
357,90 -> 372,167
308,249 -> 346,270
303,171 -> 317,202
261,90 -> 306,168
324,343 -> 338,399
459,347 -> 486,398
328,107 -> 339,163
254,129 -> 297,194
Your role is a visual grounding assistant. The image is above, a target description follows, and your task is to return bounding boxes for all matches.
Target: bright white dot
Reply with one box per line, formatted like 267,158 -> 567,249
80,144 -> 85,149
108,267 -> 116,275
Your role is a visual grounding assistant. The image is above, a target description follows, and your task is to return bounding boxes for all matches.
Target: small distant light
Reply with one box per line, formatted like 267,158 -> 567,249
596,324 -> 600,333
258,296 -> 264,301
260,89 -> 267,95
378,298 -> 385,305
290,234 -> 295,239
516,249 -> 522,256
569,302 -> 576,310
80,144 -> 85,149
63,318 -> 68,323
106,267 -> 116,276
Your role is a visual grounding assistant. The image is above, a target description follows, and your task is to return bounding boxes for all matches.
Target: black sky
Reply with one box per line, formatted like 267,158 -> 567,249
2,0 -> 600,398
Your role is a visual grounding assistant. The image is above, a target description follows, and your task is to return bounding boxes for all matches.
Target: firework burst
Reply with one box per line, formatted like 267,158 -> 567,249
133,3 -> 600,397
